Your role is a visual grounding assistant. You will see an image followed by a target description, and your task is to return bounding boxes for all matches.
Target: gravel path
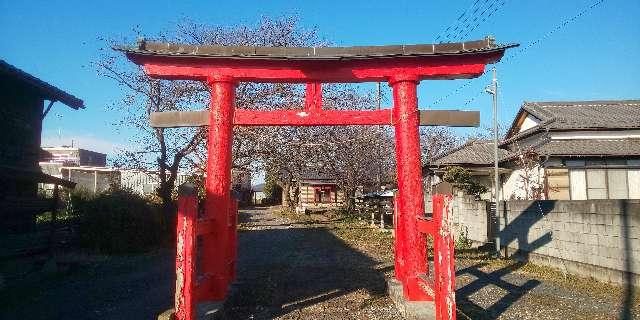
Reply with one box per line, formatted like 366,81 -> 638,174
221,207 -> 401,319
229,207 -> 638,320
454,258 -> 635,319
2,206 -> 636,319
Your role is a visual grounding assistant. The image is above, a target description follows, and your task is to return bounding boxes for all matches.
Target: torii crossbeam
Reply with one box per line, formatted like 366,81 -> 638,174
117,36 -> 516,320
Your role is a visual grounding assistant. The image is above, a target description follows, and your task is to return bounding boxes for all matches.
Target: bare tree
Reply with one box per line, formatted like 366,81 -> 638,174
511,143 -> 544,200
420,127 -> 460,164
466,122 -> 510,141
97,16 -> 325,216
100,16 -> 428,215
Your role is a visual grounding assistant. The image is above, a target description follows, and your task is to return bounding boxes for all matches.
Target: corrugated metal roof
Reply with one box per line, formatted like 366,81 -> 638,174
0,60 -> 84,109
115,37 -> 518,61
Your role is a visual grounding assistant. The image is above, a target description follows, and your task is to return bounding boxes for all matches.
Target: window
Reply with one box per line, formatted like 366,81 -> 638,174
586,169 -> 607,199
567,158 -> 640,200
569,169 -> 587,200
607,169 -> 628,199
629,160 -> 640,199
314,186 -> 334,203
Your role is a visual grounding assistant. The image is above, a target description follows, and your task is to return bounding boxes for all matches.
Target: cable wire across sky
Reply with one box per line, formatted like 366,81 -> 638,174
431,0 -> 607,108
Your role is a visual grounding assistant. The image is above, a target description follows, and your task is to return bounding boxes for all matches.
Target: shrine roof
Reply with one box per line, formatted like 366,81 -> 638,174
115,37 -> 517,61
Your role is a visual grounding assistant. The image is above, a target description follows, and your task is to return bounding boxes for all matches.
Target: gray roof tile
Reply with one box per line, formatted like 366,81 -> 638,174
536,139 -> 640,157
503,100 -> 640,146
431,140 -> 510,166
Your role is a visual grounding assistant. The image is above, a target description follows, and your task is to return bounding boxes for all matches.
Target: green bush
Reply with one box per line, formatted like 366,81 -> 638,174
455,228 -> 473,250
443,166 -> 488,198
73,188 -> 168,254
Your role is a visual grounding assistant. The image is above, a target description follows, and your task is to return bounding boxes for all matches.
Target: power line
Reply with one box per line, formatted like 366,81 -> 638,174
431,0 -> 507,104
447,0 -> 497,41
432,77 -> 480,106
434,0 -> 607,107
500,0 -> 606,65
454,0 -> 508,41
435,0 -> 484,43
442,0 -> 507,43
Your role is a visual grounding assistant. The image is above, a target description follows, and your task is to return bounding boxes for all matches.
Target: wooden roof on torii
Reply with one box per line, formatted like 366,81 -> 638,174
115,36 -> 518,127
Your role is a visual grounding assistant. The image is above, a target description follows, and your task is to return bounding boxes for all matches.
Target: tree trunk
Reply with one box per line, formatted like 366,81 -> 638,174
292,184 -> 300,209
282,181 -> 292,208
343,186 -> 356,213
157,167 -> 178,237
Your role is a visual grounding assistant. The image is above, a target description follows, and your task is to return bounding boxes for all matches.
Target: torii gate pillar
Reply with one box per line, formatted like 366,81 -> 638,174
118,36 -> 516,320
391,76 -> 429,299
202,78 -> 236,300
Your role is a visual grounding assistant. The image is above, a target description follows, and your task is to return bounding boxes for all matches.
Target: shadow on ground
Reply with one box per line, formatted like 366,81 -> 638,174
223,218 -> 391,319
454,201 -> 554,319
0,250 -> 174,320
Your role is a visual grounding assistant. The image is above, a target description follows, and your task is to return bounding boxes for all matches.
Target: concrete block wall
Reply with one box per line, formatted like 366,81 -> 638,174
425,194 -> 490,244
452,195 -> 490,244
498,199 -> 640,286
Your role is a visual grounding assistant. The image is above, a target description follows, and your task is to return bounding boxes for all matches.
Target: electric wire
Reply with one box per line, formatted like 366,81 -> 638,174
447,0 -> 498,41
454,0 -> 508,41
444,0 -> 507,43
500,0 -> 605,65
431,0 -> 507,104
433,0 -> 607,107
435,0 -> 483,43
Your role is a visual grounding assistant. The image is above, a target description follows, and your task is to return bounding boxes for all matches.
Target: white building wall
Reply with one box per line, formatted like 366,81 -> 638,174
501,164 -> 545,200
120,170 -> 190,195
550,130 -> 640,140
519,114 -> 541,132
629,170 -> 640,199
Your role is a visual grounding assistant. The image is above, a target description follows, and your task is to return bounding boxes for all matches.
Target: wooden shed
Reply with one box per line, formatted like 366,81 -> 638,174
0,60 -> 83,231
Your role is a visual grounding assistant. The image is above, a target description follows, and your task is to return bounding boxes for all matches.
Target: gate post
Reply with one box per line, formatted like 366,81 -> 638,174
390,75 -> 429,301
228,196 -> 239,281
203,76 -> 236,301
393,196 -> 406,283
175,183 -> 197,320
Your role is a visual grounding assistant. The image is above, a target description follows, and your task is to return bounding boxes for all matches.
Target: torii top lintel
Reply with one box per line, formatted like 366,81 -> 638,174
116,37 -> 517,83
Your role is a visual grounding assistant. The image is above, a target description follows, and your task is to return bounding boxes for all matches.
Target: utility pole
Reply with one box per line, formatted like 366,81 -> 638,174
376,82 -> 384,229
485,67 -> 500,256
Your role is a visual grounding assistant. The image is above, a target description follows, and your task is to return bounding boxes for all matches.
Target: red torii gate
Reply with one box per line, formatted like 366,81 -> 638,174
118,37 -> 515,320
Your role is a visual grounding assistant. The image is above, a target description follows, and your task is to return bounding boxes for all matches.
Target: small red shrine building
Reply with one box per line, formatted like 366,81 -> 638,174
295,170 -> 344,211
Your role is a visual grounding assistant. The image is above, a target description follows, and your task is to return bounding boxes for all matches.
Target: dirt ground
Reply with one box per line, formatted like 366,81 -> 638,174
1,206 -> 637,319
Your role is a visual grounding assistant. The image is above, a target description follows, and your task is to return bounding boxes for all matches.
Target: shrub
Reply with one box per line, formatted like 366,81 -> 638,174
455,228 -> 473,250
443,166 -> 488,198
74,188 -> 168,254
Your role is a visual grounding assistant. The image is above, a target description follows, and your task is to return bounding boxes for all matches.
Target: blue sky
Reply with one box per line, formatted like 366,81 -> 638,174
1,0 -> 639,157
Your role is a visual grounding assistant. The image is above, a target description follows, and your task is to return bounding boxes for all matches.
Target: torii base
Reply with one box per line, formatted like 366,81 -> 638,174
387,279 -> 435,320
157,301 -> 224,320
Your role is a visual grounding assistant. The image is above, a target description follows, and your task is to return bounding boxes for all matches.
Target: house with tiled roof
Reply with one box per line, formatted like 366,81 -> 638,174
427,139 -> 511,199
427,99 -> 640,200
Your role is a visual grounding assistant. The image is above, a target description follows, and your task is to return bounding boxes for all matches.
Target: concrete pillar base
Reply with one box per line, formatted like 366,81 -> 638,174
387,279 -> 435,320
